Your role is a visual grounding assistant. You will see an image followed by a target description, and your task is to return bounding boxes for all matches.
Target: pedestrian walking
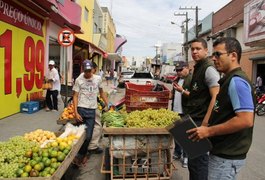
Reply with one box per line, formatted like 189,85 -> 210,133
72,60 -> 108,166
187,37 -> 255,180
171,61 -> 192,168
105,70 -> 111,86
113,69 -> 118,87
256,74 -> 263,92
180,38 -> 220,180
99,69 -> 104,79
45,60 -> 61,111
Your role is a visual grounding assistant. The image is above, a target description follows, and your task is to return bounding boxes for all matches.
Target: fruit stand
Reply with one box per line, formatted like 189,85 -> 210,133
101,127 -> 174,180
1,128 -> 85,180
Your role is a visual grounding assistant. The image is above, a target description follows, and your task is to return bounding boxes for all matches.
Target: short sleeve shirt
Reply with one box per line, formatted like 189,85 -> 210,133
228,76 -> 254,113
205,66 -> 220,88
72,73 -> 103,109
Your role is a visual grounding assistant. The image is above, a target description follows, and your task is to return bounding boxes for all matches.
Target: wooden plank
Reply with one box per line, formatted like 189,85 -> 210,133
51,132 -> 85,179
57,118 -> 77,125
103,127 -> 170,135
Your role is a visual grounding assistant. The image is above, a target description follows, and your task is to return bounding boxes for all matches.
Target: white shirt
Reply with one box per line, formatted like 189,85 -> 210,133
72,73 -> 103,109
114,71 -> 118,78
173,79 -> 184,114
46,67 -> 60,91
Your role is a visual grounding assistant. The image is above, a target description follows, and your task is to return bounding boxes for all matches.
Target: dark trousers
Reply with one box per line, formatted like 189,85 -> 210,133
45,90 -> 58,110
175,140 -> 187,158
77,107 -> 96,157
188,153 -> 209,180
187,119 -> 209,180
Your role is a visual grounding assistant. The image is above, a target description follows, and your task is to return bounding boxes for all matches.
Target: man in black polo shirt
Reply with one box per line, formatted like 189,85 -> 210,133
187,37 -> 255,179
180,38 -> 220,180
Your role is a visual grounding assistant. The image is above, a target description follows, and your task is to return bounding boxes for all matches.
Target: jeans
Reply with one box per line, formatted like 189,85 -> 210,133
88,110 -> 102,150
76,107 -> 96,157
45,90 -> 58,110
188,153 -> 209,180
208,154 -> 245,180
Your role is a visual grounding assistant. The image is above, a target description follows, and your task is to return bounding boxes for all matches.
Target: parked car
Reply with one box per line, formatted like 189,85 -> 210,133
118,71 -> 156,88
162,73 -> 177,83
118,71 -> 135,88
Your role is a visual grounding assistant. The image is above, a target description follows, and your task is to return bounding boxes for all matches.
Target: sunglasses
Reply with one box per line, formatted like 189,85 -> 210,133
212,51 -> 229,58
175,68 -> 183,72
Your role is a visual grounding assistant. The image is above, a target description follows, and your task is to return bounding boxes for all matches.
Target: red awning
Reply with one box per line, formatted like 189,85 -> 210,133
19,0 -> 82,33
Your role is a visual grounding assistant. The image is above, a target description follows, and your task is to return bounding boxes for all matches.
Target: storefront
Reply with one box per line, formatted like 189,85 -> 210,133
244,0 -> 265,82
73,37 -> 107,80
0,0 -> 81,119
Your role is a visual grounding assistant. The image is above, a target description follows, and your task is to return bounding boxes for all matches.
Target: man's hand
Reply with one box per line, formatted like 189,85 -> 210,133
173,82 -> 183,93
186,126 -> 210,142
75,112 -> 83,122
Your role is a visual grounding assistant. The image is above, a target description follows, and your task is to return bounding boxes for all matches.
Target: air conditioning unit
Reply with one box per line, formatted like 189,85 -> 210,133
226,28 -> 236,37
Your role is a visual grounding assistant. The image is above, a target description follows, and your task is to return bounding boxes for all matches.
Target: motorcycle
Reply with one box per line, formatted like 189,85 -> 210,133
256,93 -> 265,116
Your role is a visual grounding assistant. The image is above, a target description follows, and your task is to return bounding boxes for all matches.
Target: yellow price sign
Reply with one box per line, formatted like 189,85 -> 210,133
0,0 -> 46,118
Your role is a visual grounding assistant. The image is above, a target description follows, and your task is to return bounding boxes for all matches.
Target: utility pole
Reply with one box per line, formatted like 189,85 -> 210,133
179,6 -> 201,38
174,12 -> 190,62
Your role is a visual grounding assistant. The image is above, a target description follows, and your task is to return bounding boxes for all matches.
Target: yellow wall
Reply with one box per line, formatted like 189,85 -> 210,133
75,0 -> 94,42
103,9 -> 116,53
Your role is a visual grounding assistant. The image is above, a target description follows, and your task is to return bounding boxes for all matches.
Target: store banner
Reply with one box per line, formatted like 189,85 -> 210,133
0,0 -> 46,119
244,0 -> 265,44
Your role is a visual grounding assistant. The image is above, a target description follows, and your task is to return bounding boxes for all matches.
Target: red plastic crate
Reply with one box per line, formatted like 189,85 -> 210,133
125,83 -> 170,112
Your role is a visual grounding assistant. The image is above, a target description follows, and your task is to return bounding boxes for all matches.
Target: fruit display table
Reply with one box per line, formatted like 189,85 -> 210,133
5,132 -> 85,180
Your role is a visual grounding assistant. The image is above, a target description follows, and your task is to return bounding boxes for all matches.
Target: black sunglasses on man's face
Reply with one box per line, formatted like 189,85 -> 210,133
212,51 -> 229,59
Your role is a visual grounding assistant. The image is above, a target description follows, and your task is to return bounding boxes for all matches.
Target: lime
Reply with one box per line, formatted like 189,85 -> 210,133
24,165 -> 32,173
21,172 -> 29,177
30,160 -> 37,167
44,159 -> 51,167
51,157 -> 57,163
34,164 -> 42,171
16,169 -> 24,176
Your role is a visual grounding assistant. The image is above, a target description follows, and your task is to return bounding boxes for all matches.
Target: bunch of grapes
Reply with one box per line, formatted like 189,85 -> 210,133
0,136 -> 38,178
125,108 -> 180,128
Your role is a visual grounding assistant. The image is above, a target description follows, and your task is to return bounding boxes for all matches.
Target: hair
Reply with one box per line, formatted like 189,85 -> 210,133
191,38 -> 208,48
213,37 -> 242,63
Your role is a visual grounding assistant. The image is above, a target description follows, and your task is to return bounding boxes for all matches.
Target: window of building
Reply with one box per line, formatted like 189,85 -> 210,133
94,23 -> 98,33
84,7 -> 89,22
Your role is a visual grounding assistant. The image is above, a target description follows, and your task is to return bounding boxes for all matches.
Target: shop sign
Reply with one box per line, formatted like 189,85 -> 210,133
0,0 -> 44,36
244,0 -> 265,44
0,0 -> 46,119
58,28 -> 75,47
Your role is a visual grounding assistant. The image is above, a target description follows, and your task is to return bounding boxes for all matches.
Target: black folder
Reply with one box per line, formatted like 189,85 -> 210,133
166,115 -> 212,159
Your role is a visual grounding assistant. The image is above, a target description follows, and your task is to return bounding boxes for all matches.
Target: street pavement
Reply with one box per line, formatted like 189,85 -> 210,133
0,81 -> 265,180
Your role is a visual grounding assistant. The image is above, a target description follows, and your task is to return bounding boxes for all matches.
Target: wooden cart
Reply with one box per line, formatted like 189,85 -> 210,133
101,128 -> 175,180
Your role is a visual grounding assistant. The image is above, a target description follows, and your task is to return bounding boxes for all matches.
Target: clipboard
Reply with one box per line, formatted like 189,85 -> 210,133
166,115 -> 212,159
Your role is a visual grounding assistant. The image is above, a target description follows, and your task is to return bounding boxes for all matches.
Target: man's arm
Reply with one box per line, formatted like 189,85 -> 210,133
73,91 -> 82,122
201,86 -> 219,126
187,111 -> 254,141
99,88 -> 108,109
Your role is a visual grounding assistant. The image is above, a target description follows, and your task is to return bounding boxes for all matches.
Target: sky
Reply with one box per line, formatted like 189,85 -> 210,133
98,0 -> 232,57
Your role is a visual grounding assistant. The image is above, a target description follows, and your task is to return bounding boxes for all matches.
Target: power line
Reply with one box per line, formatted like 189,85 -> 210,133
179,6 -> 201,38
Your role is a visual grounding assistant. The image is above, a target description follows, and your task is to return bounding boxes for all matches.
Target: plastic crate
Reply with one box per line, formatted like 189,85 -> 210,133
125,83 -> 170,112
20,101 -> 39,114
